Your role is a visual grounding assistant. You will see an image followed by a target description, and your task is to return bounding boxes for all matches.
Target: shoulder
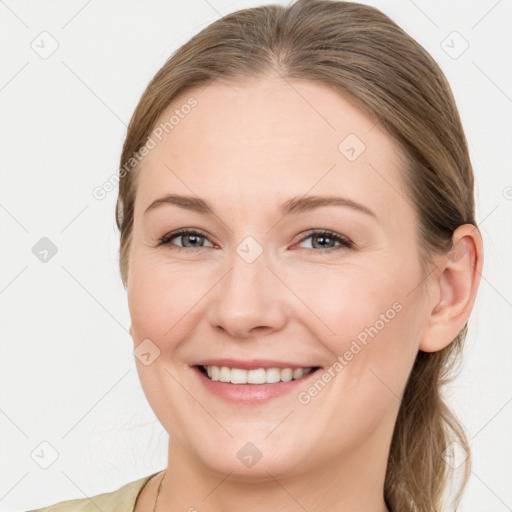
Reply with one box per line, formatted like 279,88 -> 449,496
26,472 -> 160,512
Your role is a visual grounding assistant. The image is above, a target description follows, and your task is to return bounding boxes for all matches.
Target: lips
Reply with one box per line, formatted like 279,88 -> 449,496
191,362 -> 323,404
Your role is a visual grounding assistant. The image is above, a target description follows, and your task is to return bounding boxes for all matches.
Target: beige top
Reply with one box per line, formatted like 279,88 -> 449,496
26,471 -> 161,512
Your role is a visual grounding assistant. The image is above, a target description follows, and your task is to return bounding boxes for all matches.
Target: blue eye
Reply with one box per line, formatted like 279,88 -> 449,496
159,229 -> 213,250
297,230 -> 354,251
158,229 -> 354,252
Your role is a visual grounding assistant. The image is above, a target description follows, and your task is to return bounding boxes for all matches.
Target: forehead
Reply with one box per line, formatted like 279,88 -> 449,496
134,77 -> 413,223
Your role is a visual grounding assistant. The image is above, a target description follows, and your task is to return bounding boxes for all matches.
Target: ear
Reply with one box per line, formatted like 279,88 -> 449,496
419,224 -> 484,352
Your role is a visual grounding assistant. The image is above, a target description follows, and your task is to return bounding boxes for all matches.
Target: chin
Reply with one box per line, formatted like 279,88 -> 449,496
190,434 -> 314,481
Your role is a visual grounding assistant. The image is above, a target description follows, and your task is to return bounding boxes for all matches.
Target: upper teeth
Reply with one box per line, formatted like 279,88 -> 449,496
204,365 -> 313,384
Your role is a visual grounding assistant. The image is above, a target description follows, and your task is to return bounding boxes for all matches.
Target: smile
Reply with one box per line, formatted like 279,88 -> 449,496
193,364 -> 322,404
198,365 -> 318,384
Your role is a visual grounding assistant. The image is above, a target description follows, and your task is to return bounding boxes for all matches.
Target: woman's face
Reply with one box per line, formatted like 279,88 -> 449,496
127,76 -> 432,479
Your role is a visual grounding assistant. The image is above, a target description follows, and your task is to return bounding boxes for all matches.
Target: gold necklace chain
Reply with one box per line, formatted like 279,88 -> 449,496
153,469 -> 166,512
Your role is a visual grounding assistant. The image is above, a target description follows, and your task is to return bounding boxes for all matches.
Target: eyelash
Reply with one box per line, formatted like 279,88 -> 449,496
158,228 -> 354,253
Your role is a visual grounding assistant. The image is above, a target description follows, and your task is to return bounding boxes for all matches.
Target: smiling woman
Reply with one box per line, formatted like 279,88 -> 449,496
28,1 -> 483,511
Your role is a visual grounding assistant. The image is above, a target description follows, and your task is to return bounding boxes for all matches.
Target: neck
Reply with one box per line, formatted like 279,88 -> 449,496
155,422 -> 393,512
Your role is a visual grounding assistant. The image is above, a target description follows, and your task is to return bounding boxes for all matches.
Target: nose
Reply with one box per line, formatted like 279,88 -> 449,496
207,249 -> 288,340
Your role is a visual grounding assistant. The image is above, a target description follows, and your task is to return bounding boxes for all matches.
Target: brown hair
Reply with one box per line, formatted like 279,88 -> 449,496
115,1 -> 476,510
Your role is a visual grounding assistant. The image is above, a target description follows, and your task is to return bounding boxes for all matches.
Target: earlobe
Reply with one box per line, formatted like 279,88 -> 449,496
419,224 -> 483,353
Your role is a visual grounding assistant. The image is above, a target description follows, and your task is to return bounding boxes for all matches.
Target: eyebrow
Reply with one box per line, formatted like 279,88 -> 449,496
144,194 -> 376,218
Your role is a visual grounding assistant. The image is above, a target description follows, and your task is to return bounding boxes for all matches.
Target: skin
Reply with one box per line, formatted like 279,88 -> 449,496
128,74 -> 483,512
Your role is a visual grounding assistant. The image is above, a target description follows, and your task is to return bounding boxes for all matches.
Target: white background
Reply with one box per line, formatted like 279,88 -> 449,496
1,0 -> 510,511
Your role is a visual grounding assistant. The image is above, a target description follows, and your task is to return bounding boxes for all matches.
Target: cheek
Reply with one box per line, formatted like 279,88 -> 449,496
286,263 -> 404,349
291,269 -> 422,442
127,258 -> 205,433
291,261 -> 422,392
127,254 -> 205,342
